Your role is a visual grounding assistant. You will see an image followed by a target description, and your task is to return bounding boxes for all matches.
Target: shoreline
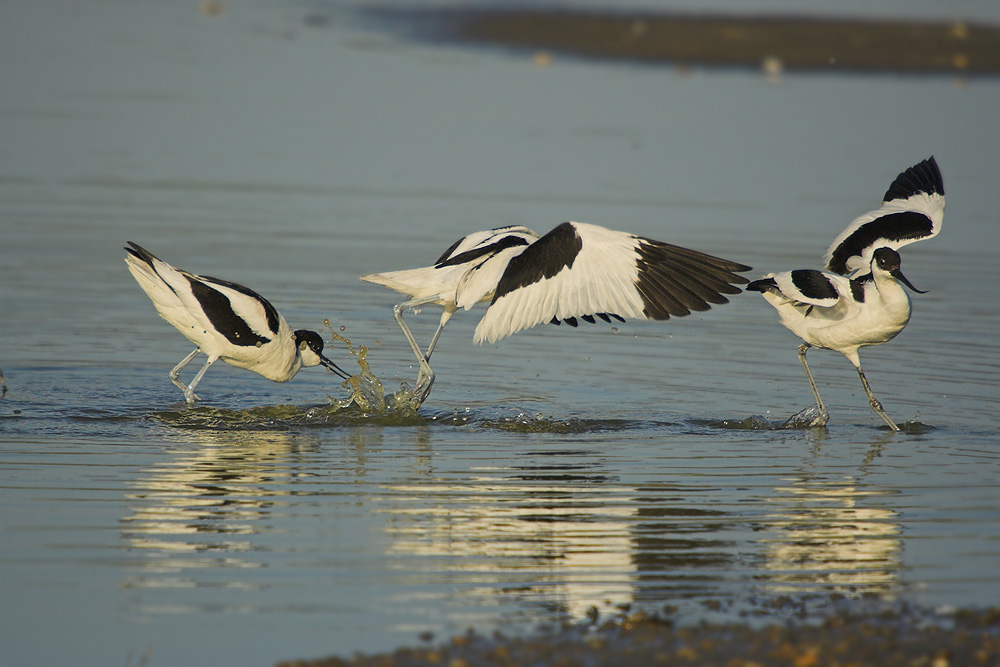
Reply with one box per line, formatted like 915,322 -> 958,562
365,7 -> 1000,75
279,604 -> 1000,666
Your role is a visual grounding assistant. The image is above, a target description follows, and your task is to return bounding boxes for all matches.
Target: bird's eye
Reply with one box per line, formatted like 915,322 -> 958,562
299,340 -> 308,351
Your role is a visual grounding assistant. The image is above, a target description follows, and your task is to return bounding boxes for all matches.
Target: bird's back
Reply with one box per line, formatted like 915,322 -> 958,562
361,226 -> 540,306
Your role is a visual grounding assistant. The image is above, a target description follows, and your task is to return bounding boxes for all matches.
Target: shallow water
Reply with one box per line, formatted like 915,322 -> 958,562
2,1 -> 1000,666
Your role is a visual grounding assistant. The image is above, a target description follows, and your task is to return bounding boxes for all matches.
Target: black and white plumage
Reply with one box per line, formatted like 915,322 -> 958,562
747,157 -> 944,430
824,156 -> 944,276
362,221 -> 752,403
125,242 -> 349,404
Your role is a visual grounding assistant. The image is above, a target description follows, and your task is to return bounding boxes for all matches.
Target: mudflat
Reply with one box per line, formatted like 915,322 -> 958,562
371,6 -> 1000,74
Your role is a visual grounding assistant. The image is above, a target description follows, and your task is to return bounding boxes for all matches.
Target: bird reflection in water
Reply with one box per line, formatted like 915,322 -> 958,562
760,448 -> 902,596
381,463 -> 639,622
120,430 -> 319,589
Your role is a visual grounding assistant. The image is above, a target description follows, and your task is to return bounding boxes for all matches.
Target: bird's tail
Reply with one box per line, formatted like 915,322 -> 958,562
124,242 -> 162,284
745,277 -> 778,293
124,241 -> 180,302
360,266 -> 452,301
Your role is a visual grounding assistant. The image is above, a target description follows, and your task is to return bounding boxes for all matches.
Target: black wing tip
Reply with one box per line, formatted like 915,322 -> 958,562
124,241 -> 158,266
550,312 -> 625,327
883,156 -> 944,202
730,273 -> 751,285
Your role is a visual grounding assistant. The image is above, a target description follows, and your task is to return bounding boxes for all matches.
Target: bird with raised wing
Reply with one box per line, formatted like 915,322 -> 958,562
362,221 -> 752,404
125,242 -> 350,404
825,156 -> 944,276
746,157 -> 944,430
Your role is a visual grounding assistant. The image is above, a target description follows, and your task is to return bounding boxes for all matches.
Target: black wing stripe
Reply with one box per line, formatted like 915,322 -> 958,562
187,277 -> 271,347
826,211 -> 934,275
435,234 -> 530,268
434,236 -> 467,265
201,275 -> 281,336
491,222 -> 582,304
790,270 -> 838,300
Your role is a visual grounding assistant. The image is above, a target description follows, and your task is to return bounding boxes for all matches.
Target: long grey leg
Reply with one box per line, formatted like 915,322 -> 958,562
183,355 -> 218,405
856,366 -> 899,431
798,344 -> 826,414
797,344 -> 830,426
424,308 -> 456,362
393,297 -> 439,406
394,300 -> 433,366
170,349 -> 201,399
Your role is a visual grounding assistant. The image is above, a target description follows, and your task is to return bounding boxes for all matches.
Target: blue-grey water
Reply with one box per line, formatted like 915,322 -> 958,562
2,1 -> 1000,666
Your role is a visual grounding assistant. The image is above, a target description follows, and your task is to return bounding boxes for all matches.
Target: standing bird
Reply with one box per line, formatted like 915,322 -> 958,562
125,242 -> 350,404
746,157 -> 944,430
362,221 -> 752,403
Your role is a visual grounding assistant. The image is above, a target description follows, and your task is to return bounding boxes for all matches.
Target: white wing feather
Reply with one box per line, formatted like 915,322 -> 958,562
823,191 -> 945,275
473,223 -> 646,344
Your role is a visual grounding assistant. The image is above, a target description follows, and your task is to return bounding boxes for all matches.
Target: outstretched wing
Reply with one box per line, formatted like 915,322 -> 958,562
473,221 -> 751,344
824,156 -> 945,276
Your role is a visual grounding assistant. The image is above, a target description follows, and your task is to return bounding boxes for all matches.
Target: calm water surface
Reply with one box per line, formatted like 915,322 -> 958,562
2,1 -> 999,666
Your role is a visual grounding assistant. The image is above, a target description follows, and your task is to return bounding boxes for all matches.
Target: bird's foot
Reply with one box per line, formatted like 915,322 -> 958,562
867,399 -> 900,431
409,363 -> 435,410
781,405 -> 829,429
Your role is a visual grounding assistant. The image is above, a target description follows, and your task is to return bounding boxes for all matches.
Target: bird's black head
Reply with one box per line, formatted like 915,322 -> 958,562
293,330 -> 351,379
293,329 -> 325,356
872,247 -> 926,294
872,247 -> 902,272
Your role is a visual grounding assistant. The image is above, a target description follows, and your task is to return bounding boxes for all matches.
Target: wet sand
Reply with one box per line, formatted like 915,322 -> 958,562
366,7 -> 1000,75
280,605 -> 1000,666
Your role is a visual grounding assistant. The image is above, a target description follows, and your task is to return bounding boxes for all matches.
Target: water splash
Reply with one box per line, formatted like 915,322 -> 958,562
781,405 -> 829,429
718,414 -> 776,430
323,321 -> 425,417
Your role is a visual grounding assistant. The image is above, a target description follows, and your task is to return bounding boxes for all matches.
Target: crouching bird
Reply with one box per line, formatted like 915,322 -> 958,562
125,242 -> 349,404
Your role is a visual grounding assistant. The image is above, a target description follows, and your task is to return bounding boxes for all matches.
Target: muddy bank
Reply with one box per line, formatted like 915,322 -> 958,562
280,605 -> 1000,666
364,7 -> 1000,75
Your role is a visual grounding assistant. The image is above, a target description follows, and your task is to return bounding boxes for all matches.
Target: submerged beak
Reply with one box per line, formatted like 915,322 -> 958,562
319,354 -> 352,380
892,268 -> 927,294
